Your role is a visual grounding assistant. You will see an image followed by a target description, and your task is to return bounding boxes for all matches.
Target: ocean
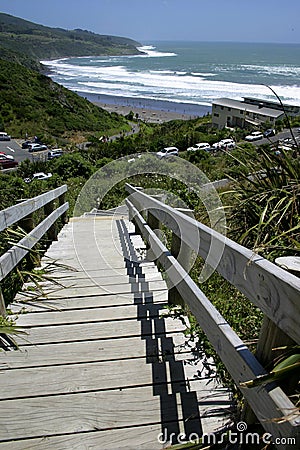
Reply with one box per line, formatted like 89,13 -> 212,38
42,41 -> 300,116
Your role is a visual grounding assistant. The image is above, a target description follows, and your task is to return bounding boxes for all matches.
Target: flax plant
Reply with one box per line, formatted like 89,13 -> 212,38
224,146 -> 300,260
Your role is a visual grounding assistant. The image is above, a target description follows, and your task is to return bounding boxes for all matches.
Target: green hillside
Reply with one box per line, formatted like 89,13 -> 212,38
0,44 -> 43,71
0,58 -> 128,139
0,13 -> 142,61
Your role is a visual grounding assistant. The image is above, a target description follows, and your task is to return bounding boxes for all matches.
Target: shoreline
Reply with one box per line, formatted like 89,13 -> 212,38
78,92 -> 212,123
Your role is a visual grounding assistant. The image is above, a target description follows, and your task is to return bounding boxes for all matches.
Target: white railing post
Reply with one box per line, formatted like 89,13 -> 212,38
0,286 -> 6,317
146,194 -> 164,262
169,208 -> 194,306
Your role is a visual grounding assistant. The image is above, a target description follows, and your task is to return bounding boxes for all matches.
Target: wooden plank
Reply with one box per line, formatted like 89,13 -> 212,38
0,332 -> 196,369
0,359 -> 153,399
0,202 -> 69,281
12,316 -> 186,346
14,303 -> 167,326
40,264 -> 159,280
14,279 -> 167,300
0,387 -> 230,449
126,199 -> 299,442
0,386 -> 201,441
0,337 -> 151,369
0,423 -> 165,450
0,357 -> 220,400
18,271 -> 163,291
126,185 -> 300,344
0,185 -> 67,232
11,291 -> 168,313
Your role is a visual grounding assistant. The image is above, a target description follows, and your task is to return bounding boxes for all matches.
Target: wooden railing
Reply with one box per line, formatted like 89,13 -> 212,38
125,183 -> 300,448
0,185 -> 68,316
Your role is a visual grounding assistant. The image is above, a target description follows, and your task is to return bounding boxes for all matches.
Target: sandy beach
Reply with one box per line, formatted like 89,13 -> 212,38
79,92 -> 211,123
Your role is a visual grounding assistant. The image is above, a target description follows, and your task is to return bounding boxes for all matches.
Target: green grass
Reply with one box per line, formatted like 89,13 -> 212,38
0,58 -> 129,140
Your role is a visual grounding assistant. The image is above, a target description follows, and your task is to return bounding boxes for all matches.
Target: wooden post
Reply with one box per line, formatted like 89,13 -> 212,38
130,187 -> 143,235
146,194 -> 163,262
44,200 -> 57,243
242,317 -> 296,425
169,208 -> 194,306
58,192 -> 68,225
0,286 -> 6,317
256,318 -> 295,368
20,212 -> 38,270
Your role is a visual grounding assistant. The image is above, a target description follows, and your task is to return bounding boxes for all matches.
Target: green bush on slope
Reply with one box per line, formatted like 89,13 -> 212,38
0,59 -> 128,138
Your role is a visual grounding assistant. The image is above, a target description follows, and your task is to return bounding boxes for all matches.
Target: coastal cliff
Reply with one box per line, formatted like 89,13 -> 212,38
0,13 -> 143,62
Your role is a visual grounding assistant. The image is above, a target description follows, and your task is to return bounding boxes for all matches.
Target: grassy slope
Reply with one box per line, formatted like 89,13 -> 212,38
0,58 -> 128,139
0,13 -> 142,60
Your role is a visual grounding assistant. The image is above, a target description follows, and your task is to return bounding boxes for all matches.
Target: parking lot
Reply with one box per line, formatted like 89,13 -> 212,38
0,139 -> 48,166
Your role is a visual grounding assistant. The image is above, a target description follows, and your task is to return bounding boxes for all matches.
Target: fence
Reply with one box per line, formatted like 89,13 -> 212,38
0,185 -> 68,316
125,183 -> 300,448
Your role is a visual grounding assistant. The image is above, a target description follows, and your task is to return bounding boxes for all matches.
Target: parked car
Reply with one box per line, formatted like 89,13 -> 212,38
22,140 -> 35,149
32,172 -> 52,180
25,172 -> 53,182
28,143 -> 48,152
282,137 -> 294,145
219,139 -> 235,149
263,128 -> 276,138
0,151 -> 14,160
48,149 -> 63,160
156,147 -> 179,158
212,139 -> 235,150
0,132 -> 11,141
245,131 -> 264,141
0,154 -> 18,169
187,142 -> 211,152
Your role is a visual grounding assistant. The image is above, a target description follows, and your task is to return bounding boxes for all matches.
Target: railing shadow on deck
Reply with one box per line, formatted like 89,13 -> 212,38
116,218 -> 232,445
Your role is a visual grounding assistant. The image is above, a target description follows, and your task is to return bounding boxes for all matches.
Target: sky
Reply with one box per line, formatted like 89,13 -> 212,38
0,0 -> 299,44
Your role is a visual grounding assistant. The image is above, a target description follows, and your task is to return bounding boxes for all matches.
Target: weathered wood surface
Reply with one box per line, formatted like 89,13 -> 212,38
0,185 -> 67,232
0,216 -> 231,448
11,290 -> 168,313
0,386 -> 226,442
126,184 -> 300,345
126,198 -> 300,446
0,357 -> 227,400
0,332 -> 197,369
275,256 -> 300,275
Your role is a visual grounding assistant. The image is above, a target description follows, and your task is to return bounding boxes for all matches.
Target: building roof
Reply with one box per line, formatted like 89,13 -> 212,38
212,98 -> 284,118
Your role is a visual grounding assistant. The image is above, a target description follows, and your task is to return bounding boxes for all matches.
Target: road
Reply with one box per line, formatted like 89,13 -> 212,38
254,127 -> 300,147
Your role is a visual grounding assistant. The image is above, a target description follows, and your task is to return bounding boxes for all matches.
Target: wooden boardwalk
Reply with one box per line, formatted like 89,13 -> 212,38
0,215 -> 232,449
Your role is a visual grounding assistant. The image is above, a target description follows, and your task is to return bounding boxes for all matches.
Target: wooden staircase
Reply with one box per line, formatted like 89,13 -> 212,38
0,215 -> 231,449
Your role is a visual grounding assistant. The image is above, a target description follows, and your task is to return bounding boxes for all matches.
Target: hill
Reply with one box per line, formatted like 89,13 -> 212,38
0,58 -> 128,140
0,44 -> 43,71
0,13 -> 142,61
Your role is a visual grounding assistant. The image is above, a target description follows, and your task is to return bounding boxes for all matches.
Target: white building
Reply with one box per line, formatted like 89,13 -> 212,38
212,98 -> 286,129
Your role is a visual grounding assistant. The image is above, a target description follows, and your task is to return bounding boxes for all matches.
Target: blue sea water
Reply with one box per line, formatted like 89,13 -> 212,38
42,41 -> 300,112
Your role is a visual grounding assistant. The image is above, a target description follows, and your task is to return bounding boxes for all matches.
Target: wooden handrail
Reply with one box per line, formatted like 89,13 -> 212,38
125,183 -> 300,345
0,203 -> 68,282
0,186 -> 69,316
0,185 -> 67,232
125,183 -> 300,448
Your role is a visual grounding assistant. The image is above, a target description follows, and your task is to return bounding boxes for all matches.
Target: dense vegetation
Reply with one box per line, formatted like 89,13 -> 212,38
0,13 -> 142,61
0,58 -> 129,140
0,44 -> 43,71
0,14 -> 138,142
